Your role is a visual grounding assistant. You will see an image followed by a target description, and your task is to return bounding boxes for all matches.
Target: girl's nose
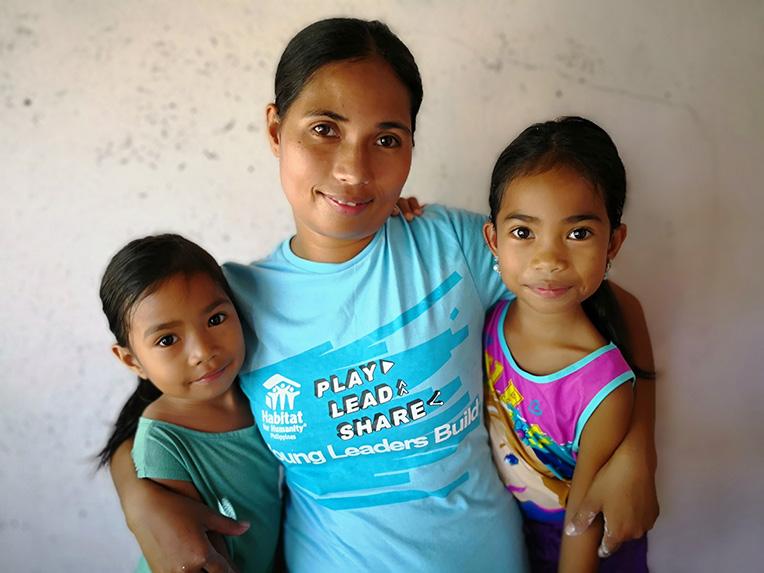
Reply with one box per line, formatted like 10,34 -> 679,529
189,331 -> 216,365
333,141 -> 371,186
531,242 -> 567,273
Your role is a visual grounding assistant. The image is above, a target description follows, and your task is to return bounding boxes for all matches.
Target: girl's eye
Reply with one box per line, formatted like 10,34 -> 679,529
510,227 -> 533,240
568,228 -> 592,241
208,312 -> 226,327
156,334 -> 177,347
311,123 -> 336,137
377,134 -> 400,148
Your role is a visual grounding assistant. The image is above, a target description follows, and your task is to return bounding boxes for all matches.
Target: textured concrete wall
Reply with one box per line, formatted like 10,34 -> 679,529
1,1 -> 762,571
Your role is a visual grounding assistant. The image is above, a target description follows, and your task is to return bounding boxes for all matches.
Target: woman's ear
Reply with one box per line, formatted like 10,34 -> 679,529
607,223 -> 628,260
265,104 -> 281,157
483,221 -> 499,258
111,344 -> 147,379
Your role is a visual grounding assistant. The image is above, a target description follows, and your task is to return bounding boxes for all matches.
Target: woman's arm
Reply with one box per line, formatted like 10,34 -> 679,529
560,384 -> 633,573
110,440 -> 248,573
565,284 -> 658,557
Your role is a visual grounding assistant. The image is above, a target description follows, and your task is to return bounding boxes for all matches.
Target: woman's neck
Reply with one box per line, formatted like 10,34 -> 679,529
290,229 -> 376,263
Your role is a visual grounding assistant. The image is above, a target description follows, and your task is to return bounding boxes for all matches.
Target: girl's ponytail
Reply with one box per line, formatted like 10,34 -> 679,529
583,280 -> 655,380
96,378 -> 160,468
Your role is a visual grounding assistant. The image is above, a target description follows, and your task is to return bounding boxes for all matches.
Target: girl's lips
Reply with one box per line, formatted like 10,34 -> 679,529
528,285 -> 571,299
193,362 -> 230,384
320,192 -> 373,214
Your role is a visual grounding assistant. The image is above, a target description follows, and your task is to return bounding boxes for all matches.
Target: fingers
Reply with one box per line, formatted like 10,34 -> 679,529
394,197 -> 425,221
197,551 -> 238,573
564,506 -> 599,537
170,546 -> 237,573
205,513 -> 250,537
597,517 -> 622,559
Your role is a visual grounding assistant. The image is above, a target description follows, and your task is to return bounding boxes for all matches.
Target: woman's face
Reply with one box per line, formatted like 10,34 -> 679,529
266,57 -> 414,261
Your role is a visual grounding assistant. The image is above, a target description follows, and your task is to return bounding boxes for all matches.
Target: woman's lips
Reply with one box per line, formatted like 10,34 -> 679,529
320,192 -> 373,214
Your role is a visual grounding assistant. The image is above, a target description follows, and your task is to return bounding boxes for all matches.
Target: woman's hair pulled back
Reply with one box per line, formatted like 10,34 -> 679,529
275,18 -> 423,133
96,233 -> 235,467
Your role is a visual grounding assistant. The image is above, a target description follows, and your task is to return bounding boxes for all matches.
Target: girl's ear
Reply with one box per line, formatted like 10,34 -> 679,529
111,344 -> 147,379
607,223 -> 628,260
265,104 -> 281,157
483,221 -> 499,257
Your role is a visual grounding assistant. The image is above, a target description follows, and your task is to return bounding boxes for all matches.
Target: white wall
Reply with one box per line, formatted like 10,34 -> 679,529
1,1 -> 762,571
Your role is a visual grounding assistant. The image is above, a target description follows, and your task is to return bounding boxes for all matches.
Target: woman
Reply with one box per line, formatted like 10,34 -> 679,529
110,18 -> 658,573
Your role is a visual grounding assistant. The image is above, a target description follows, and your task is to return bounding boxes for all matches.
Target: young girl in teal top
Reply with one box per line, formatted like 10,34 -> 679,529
482,117 -> 652,572
97,234 -> 281,572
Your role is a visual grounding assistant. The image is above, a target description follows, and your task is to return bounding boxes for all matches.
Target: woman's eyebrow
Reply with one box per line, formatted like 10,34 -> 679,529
305,109 -> 411,134
305,109 -> 346,121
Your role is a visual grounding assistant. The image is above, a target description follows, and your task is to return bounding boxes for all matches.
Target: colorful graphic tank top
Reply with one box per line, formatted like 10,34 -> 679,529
484,298 -> 635,523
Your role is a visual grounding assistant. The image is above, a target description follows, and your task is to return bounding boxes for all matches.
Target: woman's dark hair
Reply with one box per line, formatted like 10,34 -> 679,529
96,234 -> 237,468
488,116 -> 655,379
274,18 -> 423,134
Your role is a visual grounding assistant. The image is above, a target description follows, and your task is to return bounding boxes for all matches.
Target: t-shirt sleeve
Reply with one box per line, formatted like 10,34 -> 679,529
132,421 -> 192,482
439,206 -> 511,309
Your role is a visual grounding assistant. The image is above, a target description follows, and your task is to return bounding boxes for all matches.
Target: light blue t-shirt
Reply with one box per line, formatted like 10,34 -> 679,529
224,205 -> 528,572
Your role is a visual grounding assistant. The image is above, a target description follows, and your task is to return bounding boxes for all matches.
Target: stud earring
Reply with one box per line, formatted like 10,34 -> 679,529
493,257 -> 500,274
604,259 -> 612,280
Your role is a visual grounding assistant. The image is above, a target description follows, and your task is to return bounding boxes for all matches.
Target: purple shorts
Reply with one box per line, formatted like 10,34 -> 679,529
523,519 -> 648,573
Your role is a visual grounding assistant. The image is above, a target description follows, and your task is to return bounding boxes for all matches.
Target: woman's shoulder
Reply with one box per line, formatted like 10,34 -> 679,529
404,204 -> 488,242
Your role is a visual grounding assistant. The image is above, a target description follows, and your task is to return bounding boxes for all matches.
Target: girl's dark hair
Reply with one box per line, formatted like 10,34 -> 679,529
489,116 -> 655,379
96,234 -> 236,468
275,18 -> 423,134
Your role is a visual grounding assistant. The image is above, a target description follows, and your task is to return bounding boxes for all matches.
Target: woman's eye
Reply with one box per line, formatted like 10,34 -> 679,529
312,124 -> 336,137
157,335 -> 177,347
209,312 -> 226,327
377,134 -> 400,148
510,227 -> 533,240
568,228 -> 592,240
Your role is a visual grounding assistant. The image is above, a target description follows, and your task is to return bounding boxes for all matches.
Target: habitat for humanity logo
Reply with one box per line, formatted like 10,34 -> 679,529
260,374 -> 307,441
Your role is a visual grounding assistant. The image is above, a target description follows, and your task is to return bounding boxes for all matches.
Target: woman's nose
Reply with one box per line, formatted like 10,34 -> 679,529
332,141 -> 371,186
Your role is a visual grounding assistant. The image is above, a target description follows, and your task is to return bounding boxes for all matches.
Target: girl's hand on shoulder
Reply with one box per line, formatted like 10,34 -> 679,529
391,196 -> 424,221
128,478 -> 248,573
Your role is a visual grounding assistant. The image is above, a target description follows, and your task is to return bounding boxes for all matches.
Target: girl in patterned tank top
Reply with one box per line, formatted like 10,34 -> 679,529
482,116 -> 655,573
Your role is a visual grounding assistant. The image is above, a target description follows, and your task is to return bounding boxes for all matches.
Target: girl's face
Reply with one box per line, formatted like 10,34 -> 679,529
483,165 -> 626,315
113,273 -> 245,404
266,57 -> 414,261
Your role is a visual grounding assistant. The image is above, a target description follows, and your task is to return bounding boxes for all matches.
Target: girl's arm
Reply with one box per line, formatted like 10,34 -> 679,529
560,383 -> 634,573
148,478 -> 234,570
566,284 -> 658,556
110,439 -> 248,573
